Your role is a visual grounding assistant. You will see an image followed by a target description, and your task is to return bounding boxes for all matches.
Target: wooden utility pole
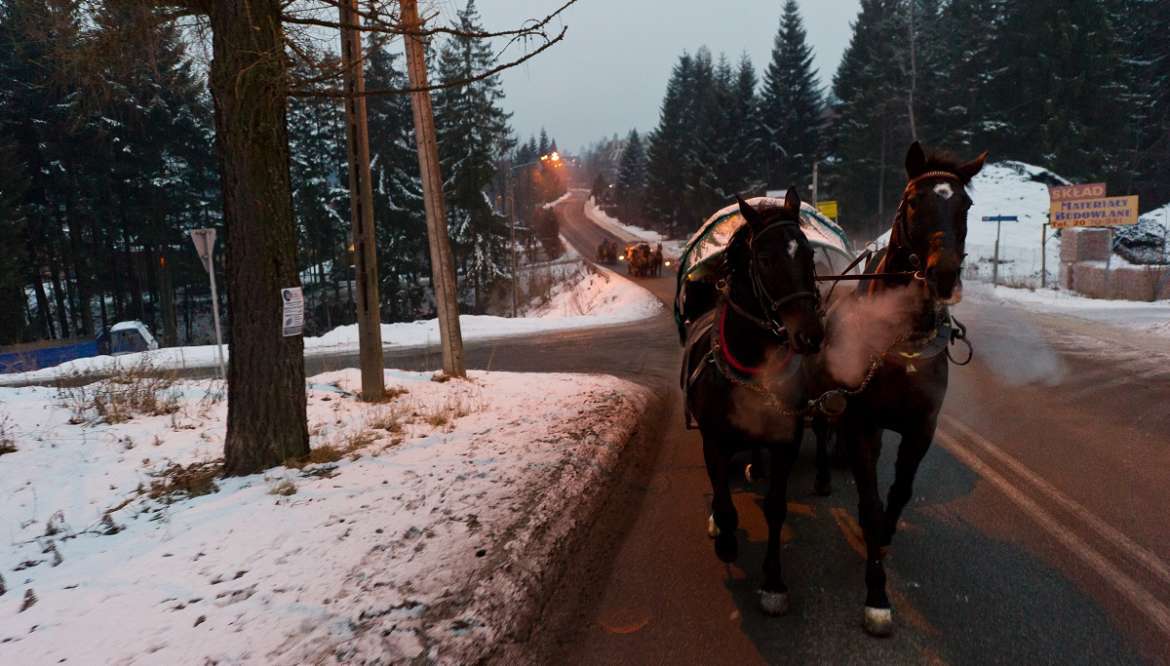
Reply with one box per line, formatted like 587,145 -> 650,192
339,0 -> 385,399
507,164 -> 518,318
401,0 -> 466,377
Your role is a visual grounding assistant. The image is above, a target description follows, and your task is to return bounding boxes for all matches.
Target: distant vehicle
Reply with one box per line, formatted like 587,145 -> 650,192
624,242 -> 656,277
1,320 -> 160,375
101,320 -> 159,356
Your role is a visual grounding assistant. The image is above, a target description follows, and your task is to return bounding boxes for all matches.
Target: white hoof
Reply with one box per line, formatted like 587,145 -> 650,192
863,606 -> 894,637
758,590 -> 790,616
707,513 -> 719,538
744,463 -> 754,484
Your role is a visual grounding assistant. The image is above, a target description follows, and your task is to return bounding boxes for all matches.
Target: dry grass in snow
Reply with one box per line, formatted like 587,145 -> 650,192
0,367 -> 651,664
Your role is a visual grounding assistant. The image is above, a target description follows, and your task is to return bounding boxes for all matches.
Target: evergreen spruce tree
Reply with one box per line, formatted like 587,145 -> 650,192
434,0 -> 513,312
1112,0 -> 1170,206
934,0 -> 1008,153
645,52 -> 695,236
614,129 -> 648,222
829,0 -> 912,237
726,55 -> 764,196
365,38 -> 430,321
681,48 -> 728,230
0,140 -> 28,343
985,0 -> 1123,182
288,53 -> 349,331
760,0 -> 824,191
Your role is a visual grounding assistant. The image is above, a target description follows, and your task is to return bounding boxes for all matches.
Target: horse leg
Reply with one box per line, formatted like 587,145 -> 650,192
746,446 -> 767,483
846,423 -> 894,637
703,433 -> 738,563
813,416 -> 832,496
760,440 -> 799,615
883,418 -> 936,547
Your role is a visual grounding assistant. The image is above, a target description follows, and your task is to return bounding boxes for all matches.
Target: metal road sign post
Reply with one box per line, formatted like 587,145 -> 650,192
190,228 -> 226,380
982,215 -> 1018,287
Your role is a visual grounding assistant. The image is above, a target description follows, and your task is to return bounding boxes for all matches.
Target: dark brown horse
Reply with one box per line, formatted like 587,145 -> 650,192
836,142 -> 986,636
682,189 -> 824,616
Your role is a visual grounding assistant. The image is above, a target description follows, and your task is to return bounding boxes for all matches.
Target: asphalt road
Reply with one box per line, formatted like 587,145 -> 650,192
19,191 -> 1168,663
526,192 -> 1170,665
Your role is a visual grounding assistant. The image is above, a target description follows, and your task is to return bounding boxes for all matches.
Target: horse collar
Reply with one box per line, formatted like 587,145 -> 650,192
716,303 -> 795,379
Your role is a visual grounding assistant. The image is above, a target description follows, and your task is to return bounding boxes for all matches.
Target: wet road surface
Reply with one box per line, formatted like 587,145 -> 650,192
528,192 -> 1170,665
20,191 -> 1169,664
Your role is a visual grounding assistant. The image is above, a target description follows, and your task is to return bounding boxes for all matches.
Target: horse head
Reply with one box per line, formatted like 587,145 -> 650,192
893,141 -> 988,304
734,189 -> 824,354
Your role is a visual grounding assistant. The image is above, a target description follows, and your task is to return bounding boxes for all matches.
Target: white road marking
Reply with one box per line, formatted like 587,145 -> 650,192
936,426 -> 1170,639
941,415 -> 1170,588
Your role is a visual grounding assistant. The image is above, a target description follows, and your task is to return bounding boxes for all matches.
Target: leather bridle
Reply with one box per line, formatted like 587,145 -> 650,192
723,217 -> 820,338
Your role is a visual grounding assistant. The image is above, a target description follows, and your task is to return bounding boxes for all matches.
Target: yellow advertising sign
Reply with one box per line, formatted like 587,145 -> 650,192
816,200 -> 839,220
1049,182 -> 1106,202
1049,195 -> 1139,228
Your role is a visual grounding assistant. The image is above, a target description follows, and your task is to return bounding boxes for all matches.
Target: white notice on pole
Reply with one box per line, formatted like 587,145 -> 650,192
282,287 -> 304,337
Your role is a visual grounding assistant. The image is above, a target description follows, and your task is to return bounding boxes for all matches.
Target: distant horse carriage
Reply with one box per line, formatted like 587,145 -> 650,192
623,242 -> 656,277
674,142 -> 985,636
596,239 -> 620,265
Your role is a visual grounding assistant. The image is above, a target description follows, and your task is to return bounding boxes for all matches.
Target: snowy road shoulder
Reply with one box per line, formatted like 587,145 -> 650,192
0,261 -> 663,387
964,282 -> 1170,341
0,368 -> 658,664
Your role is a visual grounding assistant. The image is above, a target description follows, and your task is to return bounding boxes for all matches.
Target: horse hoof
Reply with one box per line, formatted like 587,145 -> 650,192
707,513 -> 719,539
813,479 -> 832,496
758,590 -> 790,616
863,606 -> 894,637
714,532 -> 738,563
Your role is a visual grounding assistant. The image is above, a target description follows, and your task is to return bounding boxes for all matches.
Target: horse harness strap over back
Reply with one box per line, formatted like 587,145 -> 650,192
681,302 -> 805,429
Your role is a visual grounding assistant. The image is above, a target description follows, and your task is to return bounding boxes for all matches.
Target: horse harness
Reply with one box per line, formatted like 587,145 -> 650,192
680,185 -> 976,428
681,218 -> 817,427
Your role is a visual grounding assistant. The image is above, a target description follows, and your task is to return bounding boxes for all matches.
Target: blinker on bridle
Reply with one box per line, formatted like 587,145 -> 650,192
719,215 -> 820,338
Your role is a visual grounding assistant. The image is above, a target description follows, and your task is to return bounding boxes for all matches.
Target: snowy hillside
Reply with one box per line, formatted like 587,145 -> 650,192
964,161 -> 1067,287
877,161 -> 1067,288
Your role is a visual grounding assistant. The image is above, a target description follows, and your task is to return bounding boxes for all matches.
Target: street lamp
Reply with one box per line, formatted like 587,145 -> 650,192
506,152 -> 563,317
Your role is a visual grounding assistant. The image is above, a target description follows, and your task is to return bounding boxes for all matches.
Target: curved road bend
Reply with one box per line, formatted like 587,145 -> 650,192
21,191 -> 1167,663
526,191 -> 1170,665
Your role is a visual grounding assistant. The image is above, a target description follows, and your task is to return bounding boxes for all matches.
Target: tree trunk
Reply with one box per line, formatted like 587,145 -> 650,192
209,0 -> 308,475
158,246 -> 177,347
29,254 -> 54,339
48,247 -> 70,339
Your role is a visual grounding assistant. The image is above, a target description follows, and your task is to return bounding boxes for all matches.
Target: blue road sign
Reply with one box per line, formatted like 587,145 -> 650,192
982,215 -> 1019,223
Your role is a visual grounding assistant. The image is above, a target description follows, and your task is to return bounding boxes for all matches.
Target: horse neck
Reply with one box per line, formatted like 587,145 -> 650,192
873,214 -> 941,336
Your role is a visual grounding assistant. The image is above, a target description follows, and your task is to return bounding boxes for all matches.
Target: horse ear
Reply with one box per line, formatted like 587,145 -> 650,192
905,141 -> 927,178
957,150 -> 989,183
736,193 -> 762,227
784,186 -> 801,213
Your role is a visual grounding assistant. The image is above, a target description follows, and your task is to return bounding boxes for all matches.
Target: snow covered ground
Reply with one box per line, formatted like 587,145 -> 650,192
965,281 -> 1170,339
0,368 -> 653,664
582,193 -> 686,259
962,161 -> 1067,288
540,191 -> 572,209
1,262 -> 662,386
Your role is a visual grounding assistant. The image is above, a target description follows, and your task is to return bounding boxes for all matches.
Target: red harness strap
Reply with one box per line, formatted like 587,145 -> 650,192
718,304 -> 793,377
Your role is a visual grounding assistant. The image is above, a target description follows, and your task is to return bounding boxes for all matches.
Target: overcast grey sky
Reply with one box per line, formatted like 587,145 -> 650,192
433,1 -> 862,152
